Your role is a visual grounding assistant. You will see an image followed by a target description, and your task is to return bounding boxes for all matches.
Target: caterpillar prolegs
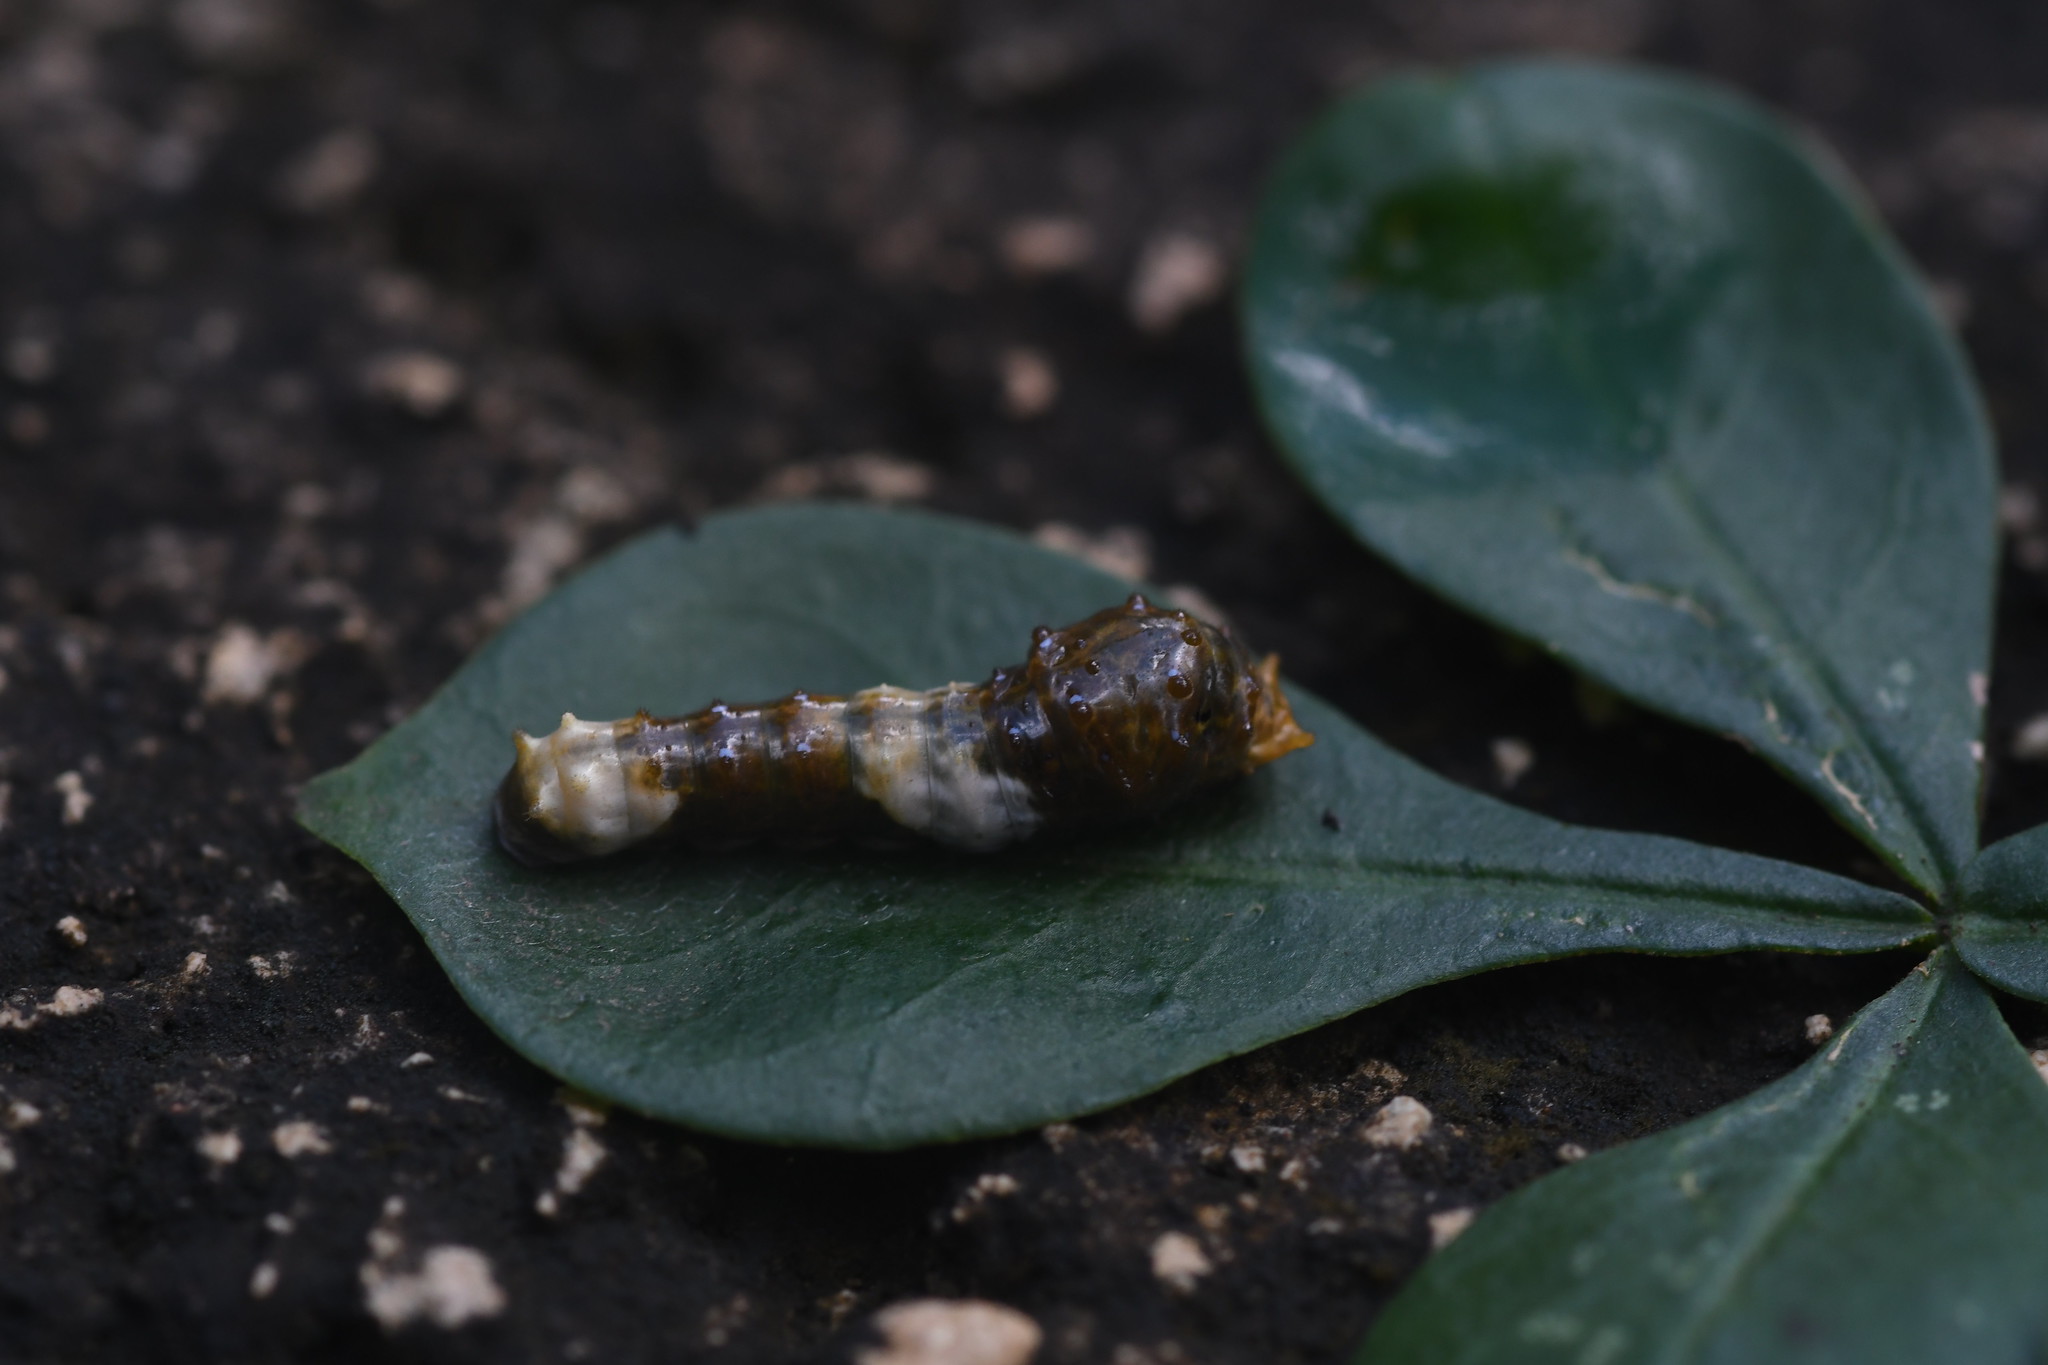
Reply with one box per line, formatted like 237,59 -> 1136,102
494,594 -> 1314,866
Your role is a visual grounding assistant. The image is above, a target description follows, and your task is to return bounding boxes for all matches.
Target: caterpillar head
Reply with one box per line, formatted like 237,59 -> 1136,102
1012,593 -> 1312,803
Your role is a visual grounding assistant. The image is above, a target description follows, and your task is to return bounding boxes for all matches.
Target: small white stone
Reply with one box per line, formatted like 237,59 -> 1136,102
535,1127 -> 608,1216
271,1120 -> 332,1158
998,347 -> 1059,419
248,953 -> 295,981
54,915 -> 87,947
1804,1013 -> 1835,1046
1556,1142 -> 1589,1164
858,1298 -> 1042,1365
364,350 -> 465,419
1128,231 -> 1226,334
400,1051 -> 434,1069
557,1090 -> 610,1127
249,1261 -> 280,1299
363,1245 -> 508,1331
1228,1144 -> 1266,1175
53,771 -> 93,826
202,623 -> 294,705
1429,1207 -> 1476,1249
2015,714 -> 2048,762
2001,483 -> 2041,534
998,216 -> 1094,276
758,452 -> 935,506
43,985 -> 102,1018
6,1100 -> 42,1129
949,1172 -> 1021,1222
198,1129 -> 244,1166
1491,737 -> 1536,789
347,1095 -> 381,1114
1148,1230 -> 1213,1294
1362,1096 -> 1433,1151
265,1212 -> 295,1235
1030,521 -> 1152,582
0,1135 -> 15,1176
2031,1049 -> 2048,1087
1040,1121 -> 1079,1150
181,951 -> 209,978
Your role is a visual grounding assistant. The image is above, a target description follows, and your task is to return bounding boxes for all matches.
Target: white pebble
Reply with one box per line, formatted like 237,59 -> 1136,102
1804,1013 -> 1835,1046
249,1261 -> 280,1299
364,350 -> 465,418
2015,714 -> 2048,761
535,1127 -> 609,1217
271,1120 -> 332,1158
54,915 -> 86,947
1030,521 -> 1152,582
1128,231 -> 1226,333
857,1299 -> 1042,1365
43,985 -> 102,1018
998,216 -> 1094,276
197,1129 -> 244,1166
53,771 -> 92,826
202,624 -> 304,705
1491,736 -> 1535,788
998,347 -> 1059,419
1428,1207 -> 1476,1249
1362,1095 -> 1433,1150
1148,1230 -> 1213,1293
6,1100 -> 42,1129
363,1246 -> 507,1331
1228,1144 -> 1266,1175
1556,1142 -> 1589,1164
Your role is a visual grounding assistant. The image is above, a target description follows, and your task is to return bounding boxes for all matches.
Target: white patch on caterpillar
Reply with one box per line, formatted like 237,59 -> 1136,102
513,713 -> 678,856
849,685 -> 1038,851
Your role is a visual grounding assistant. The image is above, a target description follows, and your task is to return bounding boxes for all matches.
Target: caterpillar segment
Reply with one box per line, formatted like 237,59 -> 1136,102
494,594 -> 1314,866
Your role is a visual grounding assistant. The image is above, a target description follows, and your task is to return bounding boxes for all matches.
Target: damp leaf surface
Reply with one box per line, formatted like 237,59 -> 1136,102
298,506 -> 1930,1148
1245,61 -> 1996,901
1358,951 -> 2048,1365
1954,822 -> 2048,1001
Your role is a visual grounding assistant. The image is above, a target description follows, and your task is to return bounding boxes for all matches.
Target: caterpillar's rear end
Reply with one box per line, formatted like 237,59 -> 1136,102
494,595 -> 1313,866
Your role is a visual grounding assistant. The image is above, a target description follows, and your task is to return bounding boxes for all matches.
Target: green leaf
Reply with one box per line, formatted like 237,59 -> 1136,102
1956,823 -> 2048,1002
1359,950 -> 2048,1365
1244,61 -> 1996,901
298,506 -> 1930,1147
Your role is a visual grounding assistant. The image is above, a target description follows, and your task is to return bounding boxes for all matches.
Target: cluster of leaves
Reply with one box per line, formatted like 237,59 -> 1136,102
300,61 -> 2048,1363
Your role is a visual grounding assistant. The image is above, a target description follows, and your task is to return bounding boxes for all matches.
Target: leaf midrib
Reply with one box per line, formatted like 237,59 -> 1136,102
1653,968 -> 1938,1362
1649,457 -> 1952,899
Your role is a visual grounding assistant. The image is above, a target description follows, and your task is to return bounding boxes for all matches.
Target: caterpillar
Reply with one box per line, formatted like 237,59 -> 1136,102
494,594 -> 1313,866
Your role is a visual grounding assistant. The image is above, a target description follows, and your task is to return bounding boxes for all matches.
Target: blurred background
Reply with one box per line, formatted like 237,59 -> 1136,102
4,2 -> 2048,1362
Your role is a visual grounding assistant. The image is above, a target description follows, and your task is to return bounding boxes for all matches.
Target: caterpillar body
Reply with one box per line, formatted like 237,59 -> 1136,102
494,594 -> 1314,866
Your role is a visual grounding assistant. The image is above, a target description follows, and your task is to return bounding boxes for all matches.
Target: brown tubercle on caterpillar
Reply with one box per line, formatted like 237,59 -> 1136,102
494,594 -> 1314,866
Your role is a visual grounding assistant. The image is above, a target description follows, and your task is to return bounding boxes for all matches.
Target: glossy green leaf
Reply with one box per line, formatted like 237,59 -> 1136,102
1955,823 -> 2048,1002
298,506 -> 1930,1147
1245,61 -> 1996,901
1360,950 -> 2048,1365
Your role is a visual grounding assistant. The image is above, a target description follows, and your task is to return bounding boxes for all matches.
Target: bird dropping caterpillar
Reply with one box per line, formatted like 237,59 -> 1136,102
494,594 -> 1314,866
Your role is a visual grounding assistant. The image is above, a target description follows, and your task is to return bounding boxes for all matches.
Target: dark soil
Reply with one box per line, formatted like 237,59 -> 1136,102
4,1 -> 2047,1362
